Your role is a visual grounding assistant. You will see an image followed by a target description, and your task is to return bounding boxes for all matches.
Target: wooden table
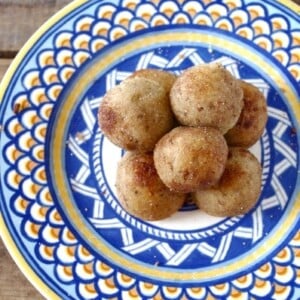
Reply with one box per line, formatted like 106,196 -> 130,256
0,0 -> 299,299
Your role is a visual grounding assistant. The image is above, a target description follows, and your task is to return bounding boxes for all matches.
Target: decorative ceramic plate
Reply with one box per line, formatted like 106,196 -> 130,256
0,0 -> 299,299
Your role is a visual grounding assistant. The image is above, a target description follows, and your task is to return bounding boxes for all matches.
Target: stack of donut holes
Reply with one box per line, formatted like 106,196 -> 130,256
98,63 -> 267,221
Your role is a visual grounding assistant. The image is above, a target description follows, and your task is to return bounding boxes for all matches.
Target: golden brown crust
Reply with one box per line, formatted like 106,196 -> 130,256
192,147 -> 262,217
225,81 -> 268,147
129,69 -> 177,91
170,63 -> 244,134
98,75 -> 175,152
153,126 -> 228,193
116,152 -> 186,221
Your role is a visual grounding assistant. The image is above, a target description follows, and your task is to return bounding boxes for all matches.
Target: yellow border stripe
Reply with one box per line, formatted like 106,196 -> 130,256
52,31 -> 300,281
278,0 -> 300,12
0,0 -> 299,297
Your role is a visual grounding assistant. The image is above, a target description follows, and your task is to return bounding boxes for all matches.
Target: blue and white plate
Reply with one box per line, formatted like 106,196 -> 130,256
0,0 -> 299,299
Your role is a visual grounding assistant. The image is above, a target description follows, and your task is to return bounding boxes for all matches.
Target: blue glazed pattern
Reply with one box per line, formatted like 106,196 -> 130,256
0,0 -> 299,299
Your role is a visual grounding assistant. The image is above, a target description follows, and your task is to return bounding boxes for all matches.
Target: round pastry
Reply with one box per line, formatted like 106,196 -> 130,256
98,75 -> 175,152
225,80 -> 268,147
193,147 -> 262,217
153,126 -> 228,193
116,152 -> 186,221
170,63 -> 244,134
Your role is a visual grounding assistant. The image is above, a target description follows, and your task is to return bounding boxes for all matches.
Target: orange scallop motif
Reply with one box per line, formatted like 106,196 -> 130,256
102,11 -> 114,19
51,227 -> 61,238
135,23 -> 146,31
290,68 -> 299,78
294,248 -> 300,257
291,53 -> 300,63
79,41 -> 89,50
274,53 -> 284,63
128,287 -> 139,297
36,149 -> 44,160
249,9 -> 259,20
293,37 -> 300,46
113,31 -> 125,40
49,74 -> 59,84
31,76 -> 41,87
14,173 -> 23,185
64,56 -> 73,65
272,21 -> 282,30
237,29 -> 248,38
67,246 -> 76,256
154,19 -> 166,26
175,17 -> 186,24
26,160 -> 37,171
166,286 -> 177,293
105,277 -> 116,289
214,283 -> 226,290
30,222 -> 41,235
236,275 -> 248,284
119,18 -> 130,27
63,266 -> 73,277
81,246 -> 91,257
275,265 -> 288,276
211,11 -> 221,21
20,198 -> 29,210
97,28 -> 108,36
187,8 -> 197,17
121,273 -> 132,283
253,25 -> 263,35
276,248 -> 288,259
255,278 -> 267,288
61,39 -> 71,48
100,262 -> 111,271
37,93 -> 48,104
258,41 -> 267,49
66,229 -> 76,241
44,245 -> 54,257
227,2 -> 237,10
12,148 -> 23,160
45,56 -> 55,66
233,16 -> 243,27
218,23 -> 229,30
94,41 -> 106,51
80,23 -> 91,31
163,9 -> 174,18
274,39 -> 283,49
274,284 -> 288,294
230,288 -> 242,298
54,211 -> 62,221
85,283 -> 97,293
125,2 -> 137,10
83,262 -> 94,274
13,123 -> 24,135
38,206 -> 48,216
31,183 -> 41,194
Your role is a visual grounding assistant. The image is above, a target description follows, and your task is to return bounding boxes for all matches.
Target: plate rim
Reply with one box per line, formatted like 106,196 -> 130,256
0,0 -> 299,299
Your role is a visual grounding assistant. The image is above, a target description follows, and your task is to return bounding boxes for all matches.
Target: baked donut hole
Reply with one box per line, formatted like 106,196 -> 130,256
225,80 -> 268,148
193,147 -> 262,217
116,152 -> 186,221
98,71 -> 176,152
154,126 -> 228,193
170,63 -> 244,134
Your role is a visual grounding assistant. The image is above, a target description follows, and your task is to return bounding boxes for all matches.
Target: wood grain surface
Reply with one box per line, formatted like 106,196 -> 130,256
0,0 -> 299,299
